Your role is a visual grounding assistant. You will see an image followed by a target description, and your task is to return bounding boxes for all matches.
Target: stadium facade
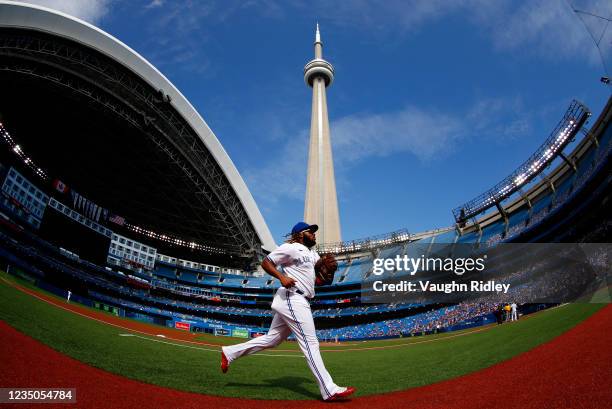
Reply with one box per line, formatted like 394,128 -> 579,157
0,1 -> 610,341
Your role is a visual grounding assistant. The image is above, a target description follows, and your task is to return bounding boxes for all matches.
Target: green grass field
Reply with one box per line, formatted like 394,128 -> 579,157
0,271 -> 605,400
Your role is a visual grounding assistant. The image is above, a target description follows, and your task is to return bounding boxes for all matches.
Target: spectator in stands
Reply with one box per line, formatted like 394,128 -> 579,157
495,304 -> 504,325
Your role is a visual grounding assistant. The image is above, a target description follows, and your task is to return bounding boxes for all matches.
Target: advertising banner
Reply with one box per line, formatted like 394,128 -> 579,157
175,321 -> 190,331
232,328 -> 249,338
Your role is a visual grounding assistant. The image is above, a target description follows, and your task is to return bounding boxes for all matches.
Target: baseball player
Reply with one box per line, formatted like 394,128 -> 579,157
67,289 -> 72,303
511,302 -> 518,321
221,222 -> 355,401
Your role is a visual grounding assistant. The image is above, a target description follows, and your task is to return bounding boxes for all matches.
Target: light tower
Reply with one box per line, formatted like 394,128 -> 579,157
303,24 -> 341,245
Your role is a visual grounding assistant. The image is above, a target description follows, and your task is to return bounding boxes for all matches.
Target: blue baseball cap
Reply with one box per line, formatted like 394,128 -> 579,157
291,222 -> 318,235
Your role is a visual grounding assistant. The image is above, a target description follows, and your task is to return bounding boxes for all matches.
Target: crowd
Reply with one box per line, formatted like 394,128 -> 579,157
317,302 -> 499,340
2,216 -> 608,342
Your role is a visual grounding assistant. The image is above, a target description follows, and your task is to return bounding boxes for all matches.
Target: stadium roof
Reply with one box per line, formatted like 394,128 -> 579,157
0,1 -> 276,263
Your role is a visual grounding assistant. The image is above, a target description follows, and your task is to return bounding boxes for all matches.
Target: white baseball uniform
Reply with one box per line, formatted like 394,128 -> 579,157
511,302 -> 517,321
222,242 -> 344,400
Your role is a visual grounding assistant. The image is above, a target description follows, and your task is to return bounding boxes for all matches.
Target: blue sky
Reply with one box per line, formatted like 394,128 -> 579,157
23,0 -> 612,244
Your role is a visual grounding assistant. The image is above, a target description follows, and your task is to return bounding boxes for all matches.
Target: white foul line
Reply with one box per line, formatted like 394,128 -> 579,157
119,332 -> 303,358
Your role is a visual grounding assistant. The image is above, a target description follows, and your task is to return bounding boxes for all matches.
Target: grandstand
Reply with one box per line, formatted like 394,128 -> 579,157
0,94 -> 608,339
0,2 -> 610,341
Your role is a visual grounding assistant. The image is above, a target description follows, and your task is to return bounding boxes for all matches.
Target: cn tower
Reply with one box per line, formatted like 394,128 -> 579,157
303,24 -> 341,245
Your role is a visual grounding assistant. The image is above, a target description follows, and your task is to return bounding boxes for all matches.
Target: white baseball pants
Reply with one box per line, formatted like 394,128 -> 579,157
222,287 -> 342,400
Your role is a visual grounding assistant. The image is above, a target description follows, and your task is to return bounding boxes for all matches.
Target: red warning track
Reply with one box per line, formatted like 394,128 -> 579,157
1,302 -> 610,408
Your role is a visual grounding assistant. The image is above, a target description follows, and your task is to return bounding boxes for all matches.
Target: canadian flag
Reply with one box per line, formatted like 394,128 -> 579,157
52,179 -> 69,194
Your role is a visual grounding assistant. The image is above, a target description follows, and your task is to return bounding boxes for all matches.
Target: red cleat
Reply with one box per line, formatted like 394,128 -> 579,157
326,386 -> 356,401
220,349 -> 229,373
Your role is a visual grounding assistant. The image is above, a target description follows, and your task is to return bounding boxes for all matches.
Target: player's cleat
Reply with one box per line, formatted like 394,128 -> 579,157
325,386 -> 356,401
220,349 -> 229,373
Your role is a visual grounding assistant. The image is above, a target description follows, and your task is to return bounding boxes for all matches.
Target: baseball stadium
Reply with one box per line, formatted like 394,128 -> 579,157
0,1 -> 610,408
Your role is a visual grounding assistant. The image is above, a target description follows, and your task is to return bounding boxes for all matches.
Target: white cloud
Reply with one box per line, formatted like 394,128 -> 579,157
20,0 -> 112,24
145,0 -> 164,9
467,97 -> 532,142
137,1 -> 287,74
472,0 -> 610,64
244,97 -> 531,207
293,0 -> 467,34
331,107 -> 465,164
299,0 -> 609,65
243,129 -> 309,204
139,2 -> 218,74
151,2 -> 214,35
132,0 -> 609,75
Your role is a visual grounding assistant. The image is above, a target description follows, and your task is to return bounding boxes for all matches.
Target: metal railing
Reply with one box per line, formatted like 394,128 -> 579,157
317,229 -> 411,254
453,100 -> 591,223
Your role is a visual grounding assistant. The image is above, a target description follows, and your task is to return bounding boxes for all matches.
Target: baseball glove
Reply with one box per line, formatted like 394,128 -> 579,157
315,254 -> 338,286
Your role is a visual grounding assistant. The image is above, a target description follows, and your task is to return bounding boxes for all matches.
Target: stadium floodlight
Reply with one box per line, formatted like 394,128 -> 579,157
453,100 -> 590,223
125,223 -> 227,255
0,124 -> 50,181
